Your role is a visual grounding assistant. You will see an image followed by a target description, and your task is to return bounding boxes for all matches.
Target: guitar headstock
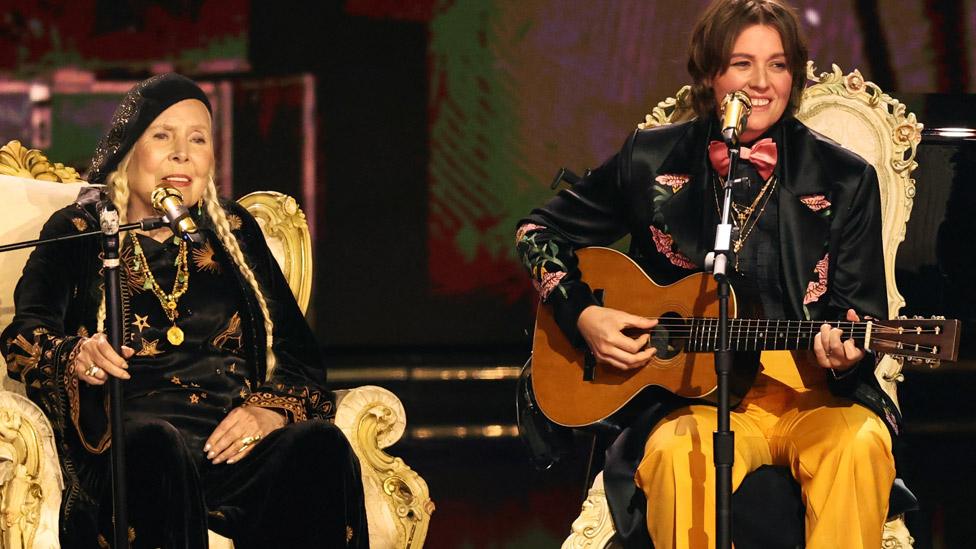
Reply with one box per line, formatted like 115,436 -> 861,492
869,316 -> 960,367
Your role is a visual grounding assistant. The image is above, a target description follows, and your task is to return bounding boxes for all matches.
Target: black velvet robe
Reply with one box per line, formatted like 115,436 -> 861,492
517,116 -> 904,547
1,187 -> 367,548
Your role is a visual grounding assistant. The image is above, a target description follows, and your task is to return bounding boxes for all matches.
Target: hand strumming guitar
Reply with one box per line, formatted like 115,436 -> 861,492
577,305 -> 658,370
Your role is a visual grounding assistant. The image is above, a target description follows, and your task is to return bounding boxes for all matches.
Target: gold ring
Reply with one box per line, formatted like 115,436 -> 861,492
240,434 -> 262,447
84,364 -> 100,377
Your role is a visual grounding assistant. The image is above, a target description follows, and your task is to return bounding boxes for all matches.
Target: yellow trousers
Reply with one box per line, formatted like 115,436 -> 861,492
634,352 -> 895,549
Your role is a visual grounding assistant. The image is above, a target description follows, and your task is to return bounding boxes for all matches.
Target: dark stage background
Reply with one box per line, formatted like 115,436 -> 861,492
1,1 -> 975,546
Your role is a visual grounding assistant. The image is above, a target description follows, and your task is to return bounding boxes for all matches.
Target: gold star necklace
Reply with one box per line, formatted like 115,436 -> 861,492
129,232 -> 190,346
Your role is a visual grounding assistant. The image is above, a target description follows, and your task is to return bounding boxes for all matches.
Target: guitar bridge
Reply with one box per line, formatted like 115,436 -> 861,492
584,349 -> 596,381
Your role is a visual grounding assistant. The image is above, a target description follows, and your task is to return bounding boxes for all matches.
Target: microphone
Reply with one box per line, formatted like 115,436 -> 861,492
720,91 -> 752,146
151,187 -> 204,244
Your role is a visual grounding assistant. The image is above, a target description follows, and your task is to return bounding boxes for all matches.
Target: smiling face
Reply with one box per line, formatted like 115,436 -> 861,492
709,24 -> 793,143
125,99 -> 214,221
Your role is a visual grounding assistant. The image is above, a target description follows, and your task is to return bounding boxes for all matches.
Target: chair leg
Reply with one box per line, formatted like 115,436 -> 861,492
882,515 -> 915,548
562,471 -> 621,549
0,390 -> 63,549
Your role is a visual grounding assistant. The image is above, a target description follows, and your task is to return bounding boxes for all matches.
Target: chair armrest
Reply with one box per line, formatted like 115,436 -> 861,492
0,390 -> 63,549
333,385 -> 433,549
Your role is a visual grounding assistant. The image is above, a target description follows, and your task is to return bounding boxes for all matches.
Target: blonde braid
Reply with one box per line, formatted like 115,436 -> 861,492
95,154 -> 133,332
202,178 -> 277,377
105,154 -> 132,223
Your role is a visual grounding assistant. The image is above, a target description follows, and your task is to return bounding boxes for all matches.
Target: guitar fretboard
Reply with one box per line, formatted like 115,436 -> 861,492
682,319 -> 866,352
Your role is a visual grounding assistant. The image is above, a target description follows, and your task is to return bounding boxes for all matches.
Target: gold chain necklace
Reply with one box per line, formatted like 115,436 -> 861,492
713,175 -> 778,262
129,232 -> 190,345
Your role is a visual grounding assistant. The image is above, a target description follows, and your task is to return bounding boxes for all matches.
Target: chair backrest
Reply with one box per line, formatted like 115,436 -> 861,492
0,141 -> 87,394
638,63 -> 924,406
237,191 -> 314,315
0,141 -> 315,391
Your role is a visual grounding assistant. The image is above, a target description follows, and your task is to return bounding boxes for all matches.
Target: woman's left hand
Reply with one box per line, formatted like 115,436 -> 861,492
813,308 -> 864,372
204,406 -> 287,464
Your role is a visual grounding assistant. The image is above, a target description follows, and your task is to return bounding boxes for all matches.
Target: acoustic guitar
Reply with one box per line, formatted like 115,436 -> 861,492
531,247 -> 960,427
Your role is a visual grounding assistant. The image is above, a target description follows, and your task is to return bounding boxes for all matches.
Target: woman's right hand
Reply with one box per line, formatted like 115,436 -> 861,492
72,333 -> 134,385
577,305 -> 658,371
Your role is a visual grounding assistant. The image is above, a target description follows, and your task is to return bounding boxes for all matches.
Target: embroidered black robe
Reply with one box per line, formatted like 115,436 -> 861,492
1,187 -> 367,548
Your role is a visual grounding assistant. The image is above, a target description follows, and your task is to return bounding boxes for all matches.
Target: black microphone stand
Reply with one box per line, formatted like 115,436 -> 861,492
704,143 -> 745,549
0,209 -> 167,548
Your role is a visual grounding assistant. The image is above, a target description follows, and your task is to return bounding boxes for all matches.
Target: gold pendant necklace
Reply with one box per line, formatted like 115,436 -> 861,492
713,175 -> 778,266
129,232 -> 190,345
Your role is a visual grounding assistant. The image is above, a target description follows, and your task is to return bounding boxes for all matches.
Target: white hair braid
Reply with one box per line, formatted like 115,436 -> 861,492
202,178 -> 277,377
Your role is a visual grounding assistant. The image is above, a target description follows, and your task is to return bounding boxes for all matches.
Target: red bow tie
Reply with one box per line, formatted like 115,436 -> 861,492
708,138 -> 778,181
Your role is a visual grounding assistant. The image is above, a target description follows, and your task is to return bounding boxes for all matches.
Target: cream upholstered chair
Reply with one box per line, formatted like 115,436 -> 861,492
562,63 -> 923,549
0,142 -> 433,548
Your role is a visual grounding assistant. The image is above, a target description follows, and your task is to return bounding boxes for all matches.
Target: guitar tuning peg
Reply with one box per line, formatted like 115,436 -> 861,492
907,357 -> 941,368
896,315 -> 908,320
933,315 -> 946,320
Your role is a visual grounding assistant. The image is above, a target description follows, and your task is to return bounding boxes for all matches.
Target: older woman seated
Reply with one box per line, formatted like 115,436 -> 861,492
1,73 -> 367,549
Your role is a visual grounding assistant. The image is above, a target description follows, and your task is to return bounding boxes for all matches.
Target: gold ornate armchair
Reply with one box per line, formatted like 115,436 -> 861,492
563,63 -> 922,549
0,142 -> 432,548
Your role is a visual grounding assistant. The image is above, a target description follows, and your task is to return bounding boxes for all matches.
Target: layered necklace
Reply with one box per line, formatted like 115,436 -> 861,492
129,232 -> 190,346
713,174 -> 778,260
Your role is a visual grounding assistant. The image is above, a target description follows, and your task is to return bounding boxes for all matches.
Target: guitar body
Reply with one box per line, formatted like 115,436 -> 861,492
531,246 -> 960,427
531,247 -> 760,427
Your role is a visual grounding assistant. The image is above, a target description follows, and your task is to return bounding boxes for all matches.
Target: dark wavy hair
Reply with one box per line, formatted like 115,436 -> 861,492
687,0 -> 809,118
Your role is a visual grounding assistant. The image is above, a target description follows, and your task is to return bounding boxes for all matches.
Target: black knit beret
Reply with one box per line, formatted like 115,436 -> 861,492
88,73 -> 212,184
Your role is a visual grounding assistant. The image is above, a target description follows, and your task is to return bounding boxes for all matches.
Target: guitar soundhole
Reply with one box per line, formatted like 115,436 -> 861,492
649,311 -> 687,359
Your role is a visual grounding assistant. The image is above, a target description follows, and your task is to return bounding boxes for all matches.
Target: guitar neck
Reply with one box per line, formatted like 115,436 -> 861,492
682,318 -> 869,353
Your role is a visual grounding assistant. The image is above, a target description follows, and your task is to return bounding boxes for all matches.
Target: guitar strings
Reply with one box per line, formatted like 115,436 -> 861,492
635,318 -> 941,335
628,319 -> 944,354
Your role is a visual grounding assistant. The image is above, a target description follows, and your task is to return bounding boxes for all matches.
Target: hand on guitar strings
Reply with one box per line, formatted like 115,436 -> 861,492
812,308 -> 865,372
577,305 -> 658,370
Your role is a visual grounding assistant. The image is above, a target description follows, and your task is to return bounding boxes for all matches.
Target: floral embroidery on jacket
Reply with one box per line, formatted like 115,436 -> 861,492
800,194 -> 831,212
515,223 -> 569,301
515,222 -> 545,244
654,173 -> 690,191
803,253 -> 829,305
534,271 -> 567,300
884,406 -> 899,435
649,226 -> 696,269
